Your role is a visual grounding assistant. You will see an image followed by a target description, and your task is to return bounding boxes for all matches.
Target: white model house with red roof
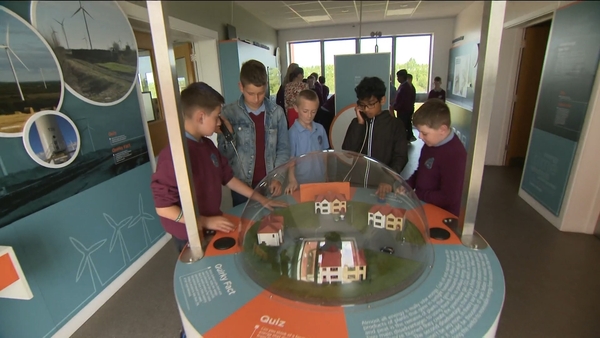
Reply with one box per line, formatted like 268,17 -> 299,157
368,204 -> 406,230
317,245 -> 367,284
257,214 -> 284,246
343,249 -> 367,282
314,192 -> 347,215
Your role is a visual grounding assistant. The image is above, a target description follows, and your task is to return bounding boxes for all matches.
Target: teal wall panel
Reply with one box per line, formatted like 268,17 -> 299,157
0,2 -> 165,336
219,41 -> 241,105
0,163 -> 165,337
334,53 -> 391,114
522,128 -> 577,215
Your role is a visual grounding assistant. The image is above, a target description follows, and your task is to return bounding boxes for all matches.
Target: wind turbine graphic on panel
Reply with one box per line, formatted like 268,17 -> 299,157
70,237 -> 107,289
1,23 -> 30,101
54,18 -> 70,49
50,26 -> 60,48
74,117 -> 95,153
39,68 -> 47,89
128,194 -> 156,247
71,0 -> 93,49
105,213 -> 133,263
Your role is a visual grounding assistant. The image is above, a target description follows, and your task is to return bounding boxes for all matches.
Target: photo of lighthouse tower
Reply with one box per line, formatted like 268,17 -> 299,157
23,111 -> 80,168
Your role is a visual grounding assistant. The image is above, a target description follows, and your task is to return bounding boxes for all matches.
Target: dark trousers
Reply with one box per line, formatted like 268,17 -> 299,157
398,111 -> 415,140
173,237 -> 187,253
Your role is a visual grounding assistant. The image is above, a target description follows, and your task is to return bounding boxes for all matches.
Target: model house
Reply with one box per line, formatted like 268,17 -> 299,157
314,192 -> 347,214
368,205 -> 406,230
343,249 -> 367,282
257,214 -> 284,246
317,245 -> 367,284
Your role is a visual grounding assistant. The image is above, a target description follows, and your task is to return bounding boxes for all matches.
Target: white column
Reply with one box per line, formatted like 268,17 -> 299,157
146,1 -> 204,260
458,1 -> 507,247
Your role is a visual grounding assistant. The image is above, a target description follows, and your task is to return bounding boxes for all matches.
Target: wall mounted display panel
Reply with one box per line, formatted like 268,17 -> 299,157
521,1 -> 600,216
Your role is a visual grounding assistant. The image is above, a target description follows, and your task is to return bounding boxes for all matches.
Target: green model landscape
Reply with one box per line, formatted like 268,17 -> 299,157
240,201 -> 430,306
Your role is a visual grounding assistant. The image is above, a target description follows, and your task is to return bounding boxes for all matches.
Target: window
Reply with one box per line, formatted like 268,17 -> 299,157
330,267 -> 338,271
348,275 -> 355,279
388,217 -> 395,222
360,37 -> 393,55
331,275 -> 338,279
268,67 -> 281,98
375,216 -> 382,220
289,41 -> 321,83
287,34 -> 432,95
324,39 -> 356,95
348,267 -> 355,271
334,203 -> 339,207
395,35 -> 432,93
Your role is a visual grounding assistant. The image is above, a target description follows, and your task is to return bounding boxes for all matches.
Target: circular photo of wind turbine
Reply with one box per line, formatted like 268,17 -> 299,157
22,110 -> 81,169
0,7 -> 64,138
31,1 -> 138,106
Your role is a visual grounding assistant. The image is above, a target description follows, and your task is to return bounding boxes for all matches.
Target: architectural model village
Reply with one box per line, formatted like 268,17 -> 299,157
242,182 -> 428,305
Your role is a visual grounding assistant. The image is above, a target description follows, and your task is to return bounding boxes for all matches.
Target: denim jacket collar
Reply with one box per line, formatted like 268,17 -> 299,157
237,95 -> 277,117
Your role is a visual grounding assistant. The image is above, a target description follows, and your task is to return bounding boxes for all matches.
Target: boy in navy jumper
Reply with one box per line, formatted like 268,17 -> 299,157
405,99 -> 467,217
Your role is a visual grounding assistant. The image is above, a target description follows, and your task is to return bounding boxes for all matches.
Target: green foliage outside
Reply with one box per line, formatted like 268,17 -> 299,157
268,67 -> 281,97
395,58 -> 431,93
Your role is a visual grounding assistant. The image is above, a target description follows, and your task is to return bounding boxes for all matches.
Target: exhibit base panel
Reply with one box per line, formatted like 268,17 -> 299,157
174,204 -> 505,338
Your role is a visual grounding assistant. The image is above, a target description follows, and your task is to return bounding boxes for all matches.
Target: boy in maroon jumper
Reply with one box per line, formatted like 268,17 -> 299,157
405,99 -> 467,217
150,82 -> 286,252
428,76 -> 446,102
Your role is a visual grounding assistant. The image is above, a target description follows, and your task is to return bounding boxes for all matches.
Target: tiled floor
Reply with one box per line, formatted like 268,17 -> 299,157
73,144 -> 600,338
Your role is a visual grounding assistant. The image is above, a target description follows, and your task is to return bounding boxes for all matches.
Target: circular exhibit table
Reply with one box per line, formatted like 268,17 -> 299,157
174,201 -> 505,338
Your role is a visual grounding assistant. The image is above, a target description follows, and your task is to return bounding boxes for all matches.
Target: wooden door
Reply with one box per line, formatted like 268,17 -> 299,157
174,43 -> 197,92
133,33 -> 197,156
504,21 -> 552,167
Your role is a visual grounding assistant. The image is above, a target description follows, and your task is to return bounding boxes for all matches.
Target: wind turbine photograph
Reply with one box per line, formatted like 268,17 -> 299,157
23,111 -> 80,168
0,7 -> 63,138
31,1 -> 138,106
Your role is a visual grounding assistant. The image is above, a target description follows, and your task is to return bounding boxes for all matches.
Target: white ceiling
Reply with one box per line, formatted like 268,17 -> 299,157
234,1 -> 473,30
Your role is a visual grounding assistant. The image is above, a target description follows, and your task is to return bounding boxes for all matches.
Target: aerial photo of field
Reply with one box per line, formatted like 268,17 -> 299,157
32,1 -> 137,105
0,8 -> 63,136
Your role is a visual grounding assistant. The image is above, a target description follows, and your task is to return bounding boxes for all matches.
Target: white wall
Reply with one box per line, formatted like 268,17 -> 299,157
277,18 -> 455,90
127,1 -> 279,51
486,28 -> 521,165
453,1 -> 484,44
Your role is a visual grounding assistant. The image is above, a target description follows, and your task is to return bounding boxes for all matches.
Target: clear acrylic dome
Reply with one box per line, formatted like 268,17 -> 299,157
235,150 -> 434,306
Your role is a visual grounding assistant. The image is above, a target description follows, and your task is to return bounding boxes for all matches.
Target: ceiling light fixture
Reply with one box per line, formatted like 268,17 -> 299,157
303,15 -> 331,23
386,8 -> 414,16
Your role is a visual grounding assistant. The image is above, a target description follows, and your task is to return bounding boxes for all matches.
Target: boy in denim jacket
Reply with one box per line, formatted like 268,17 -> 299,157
218,60 -> 290,207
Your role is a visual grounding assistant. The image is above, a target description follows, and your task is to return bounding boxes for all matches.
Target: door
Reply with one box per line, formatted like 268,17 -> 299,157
174,42 -> 197,92
595,212 -> 600,240
504,21 -> 552,167
134,31 -> 197,156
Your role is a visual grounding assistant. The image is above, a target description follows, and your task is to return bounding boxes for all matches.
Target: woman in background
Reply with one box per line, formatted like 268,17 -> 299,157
284,67 -> 308,128
276,63 -> 299,112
